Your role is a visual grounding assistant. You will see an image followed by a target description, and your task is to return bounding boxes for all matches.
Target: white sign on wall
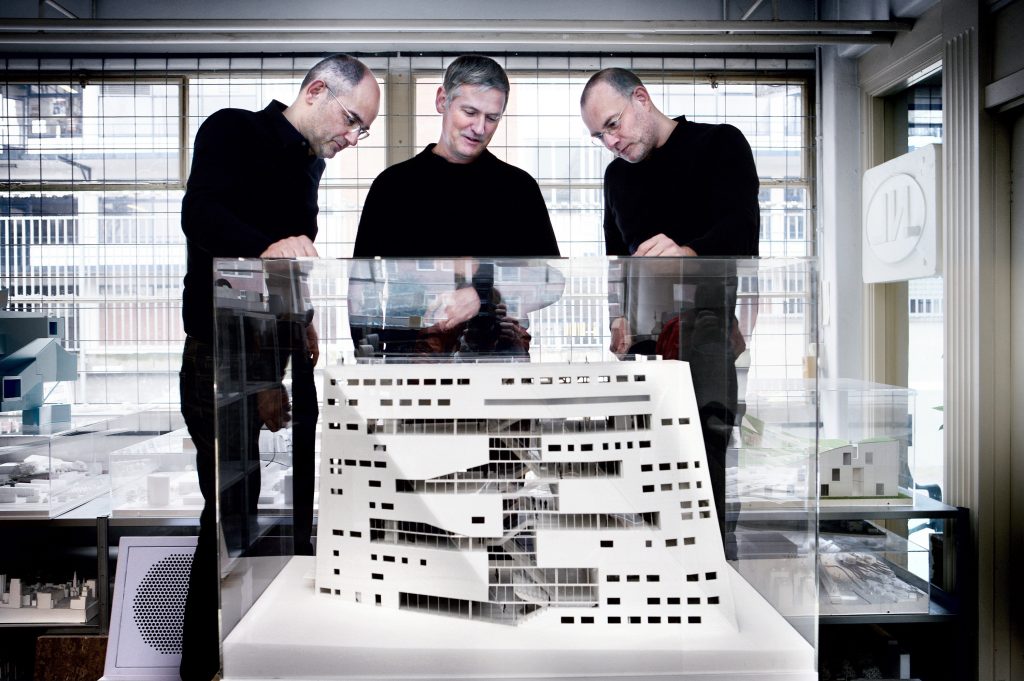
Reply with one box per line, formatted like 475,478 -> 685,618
862,143 -> 942,283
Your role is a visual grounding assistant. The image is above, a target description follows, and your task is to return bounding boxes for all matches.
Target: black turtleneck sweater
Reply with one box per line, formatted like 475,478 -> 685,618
353,144 -> 559,258
603,115 -> 759,257
180,100 -> 324,342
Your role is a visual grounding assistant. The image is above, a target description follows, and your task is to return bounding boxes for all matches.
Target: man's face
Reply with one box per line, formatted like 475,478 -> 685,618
434,84 -> 506,164
581,82 -> 657,164
309,75 -> 380,159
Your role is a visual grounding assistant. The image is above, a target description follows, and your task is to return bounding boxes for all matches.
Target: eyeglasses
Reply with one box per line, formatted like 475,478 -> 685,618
590,104 -> 628,146
325,86 -> 370,140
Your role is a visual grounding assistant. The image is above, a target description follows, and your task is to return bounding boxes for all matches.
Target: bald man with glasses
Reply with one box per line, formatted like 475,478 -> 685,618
178,53 -> 379,681
581,68 -> 759,547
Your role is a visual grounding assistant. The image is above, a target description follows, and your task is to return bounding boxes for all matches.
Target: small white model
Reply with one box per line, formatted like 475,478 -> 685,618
316,359 -> 737,631
819,440 -> 900,499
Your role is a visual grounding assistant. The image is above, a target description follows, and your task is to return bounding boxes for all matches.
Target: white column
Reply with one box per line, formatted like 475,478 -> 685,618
818,47 -> 863,383
942,2 -> 1013,679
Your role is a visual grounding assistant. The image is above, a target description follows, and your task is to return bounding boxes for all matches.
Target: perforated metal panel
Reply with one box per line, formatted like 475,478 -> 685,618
131,552 -> 192,655
102,536 -> 197,680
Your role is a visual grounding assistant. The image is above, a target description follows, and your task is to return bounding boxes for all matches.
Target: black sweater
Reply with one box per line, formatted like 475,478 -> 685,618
354,144 -> 559,258
603,116 -> 759,257
181,101 -> 324,342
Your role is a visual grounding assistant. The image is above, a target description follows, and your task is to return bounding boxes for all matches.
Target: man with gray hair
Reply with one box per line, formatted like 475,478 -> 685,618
179,53 -> 380,681
354,54 -> 558,258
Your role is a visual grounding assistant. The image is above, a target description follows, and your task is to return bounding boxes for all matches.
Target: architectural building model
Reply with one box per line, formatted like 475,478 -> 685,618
316,358 -> 737,631
0,448 -> 106,516
818,550 -> 928,615
728,435 -> 905,507
819,439 -> 901,500
0,572 -> 99,623
0,310 -> 78,425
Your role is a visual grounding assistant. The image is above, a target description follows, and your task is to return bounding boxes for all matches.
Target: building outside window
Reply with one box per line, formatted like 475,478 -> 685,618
1,58 -> 814,406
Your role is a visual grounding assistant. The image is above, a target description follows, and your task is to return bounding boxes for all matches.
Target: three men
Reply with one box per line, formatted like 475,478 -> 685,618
178,54 -> 380,681
178,57 -> 759,678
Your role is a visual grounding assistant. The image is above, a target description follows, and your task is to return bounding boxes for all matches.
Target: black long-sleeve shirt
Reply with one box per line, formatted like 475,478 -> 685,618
603,116 -> 759,257
181,100 -> 324,342
353,144 -> 559,258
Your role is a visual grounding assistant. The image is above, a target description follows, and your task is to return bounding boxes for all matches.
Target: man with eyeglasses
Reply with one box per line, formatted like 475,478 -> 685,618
353,55 -> 558,259
178,53 -> 379,681
580,67 -> 759,259
580,67 -> 759,547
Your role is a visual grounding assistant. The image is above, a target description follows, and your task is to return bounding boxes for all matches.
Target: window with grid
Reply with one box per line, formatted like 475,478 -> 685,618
0,58 -> 387,406
1,55 -> 814,405
412,60 -> 813,357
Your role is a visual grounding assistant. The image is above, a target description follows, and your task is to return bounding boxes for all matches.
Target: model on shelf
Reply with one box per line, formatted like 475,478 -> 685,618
0,572 -> 99,623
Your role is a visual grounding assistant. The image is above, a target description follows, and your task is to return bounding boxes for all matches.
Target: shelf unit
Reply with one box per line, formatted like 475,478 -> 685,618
813,497 -> 967,681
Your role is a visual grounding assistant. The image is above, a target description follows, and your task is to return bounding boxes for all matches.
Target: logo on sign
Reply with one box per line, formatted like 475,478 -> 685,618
864,173 -> 927,265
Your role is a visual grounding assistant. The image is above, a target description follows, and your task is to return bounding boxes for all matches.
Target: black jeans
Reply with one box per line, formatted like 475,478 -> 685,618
177,336 -> 261,681
178,337 -> 220,681
277,318 -> 318,555
177,321 -> 317,680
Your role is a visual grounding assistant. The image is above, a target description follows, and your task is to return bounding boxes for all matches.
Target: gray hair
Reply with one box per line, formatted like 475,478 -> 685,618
301,53 -> 370,93
443,55 -> 510,111
580,68 -> 644,107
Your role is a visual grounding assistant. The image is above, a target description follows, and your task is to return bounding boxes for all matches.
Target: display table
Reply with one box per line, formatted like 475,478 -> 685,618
222,556 -> 816,681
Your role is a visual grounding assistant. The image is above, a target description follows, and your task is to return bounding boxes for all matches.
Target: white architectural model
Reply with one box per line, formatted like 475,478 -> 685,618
0,572 -> 99,623
316,359 -> 737,631
819,440 -> 900,499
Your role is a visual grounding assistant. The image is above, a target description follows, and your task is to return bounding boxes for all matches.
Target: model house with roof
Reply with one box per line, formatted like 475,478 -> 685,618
315,358 -> 737,632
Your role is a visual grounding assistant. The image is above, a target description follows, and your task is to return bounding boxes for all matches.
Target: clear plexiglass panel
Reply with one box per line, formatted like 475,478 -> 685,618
0,407 -> 182,518
213,256 -> 818,680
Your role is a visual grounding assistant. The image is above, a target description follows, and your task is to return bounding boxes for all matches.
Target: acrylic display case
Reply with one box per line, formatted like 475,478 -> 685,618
0,408 -> 182,518
212,256 -> 819,681
817,381 -> 915,505
817,519 -> 929,616
109,424 -> 200,518
109,423 -> 306,518
736,380 -> 915,509
736,377 -> 946,625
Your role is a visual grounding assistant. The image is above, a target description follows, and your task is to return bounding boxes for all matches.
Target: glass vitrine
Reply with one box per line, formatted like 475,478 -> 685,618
213,256 -> 819,680
0,408 -> 180,518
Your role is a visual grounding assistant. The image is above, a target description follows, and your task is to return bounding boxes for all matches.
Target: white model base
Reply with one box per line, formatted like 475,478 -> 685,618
0,599 -> 98,624
819,492 -> 914,507
223,557 -> 816,681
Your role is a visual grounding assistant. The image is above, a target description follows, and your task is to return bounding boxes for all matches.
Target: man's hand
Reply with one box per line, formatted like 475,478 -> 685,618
609,316 -> 632,355
494,303 -> 522,347
261,235 -> 318,258
634,233 -> 697,257
306,321 -> 320,366
257,385 -> 291,432
426,287 -> 482,332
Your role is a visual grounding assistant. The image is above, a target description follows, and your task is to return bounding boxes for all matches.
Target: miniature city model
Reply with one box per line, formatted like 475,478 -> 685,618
316,359 -> 737,631
819,439 -> 903,502
0,572 -> 99,623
